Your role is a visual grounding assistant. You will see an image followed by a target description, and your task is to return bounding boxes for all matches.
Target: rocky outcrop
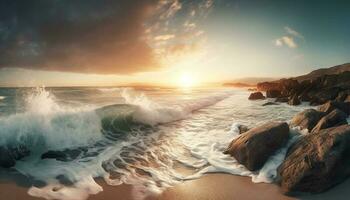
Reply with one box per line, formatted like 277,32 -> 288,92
255,64 -> 350,106
0,145 -> 30,168
224,122 -> 289,171
266,90 -> 281,98
278,125 -> 350,194
290,109 -> 325,131
248,92 -> 265,100
311,109 -> 348,133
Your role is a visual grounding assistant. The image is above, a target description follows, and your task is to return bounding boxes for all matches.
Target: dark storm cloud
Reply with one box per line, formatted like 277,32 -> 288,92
0,0 -> 160,74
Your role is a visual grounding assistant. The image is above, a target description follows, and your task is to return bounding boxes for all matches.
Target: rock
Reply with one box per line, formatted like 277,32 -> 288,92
262,102 -> 279,106
0,145 -> 30,168
311,109 -> 348,133
278,125 -> 350,193
0,147 -> 16,168
238,125 -> 249,134
266,90 -> 281,98
309,87 -> 340,105
288,95 -> 301,105
290,109 -> 325,131
247,88 -> 257,91
224,122 -> 289,171
298,92 -> 311,102
336,90 -> 350,102
275,97 -> 289,103
248,92 -> 265,100
41,148 -> 84,161
41,151 -> 67,161
318,101 -> 350,115
345,95 -> 350,103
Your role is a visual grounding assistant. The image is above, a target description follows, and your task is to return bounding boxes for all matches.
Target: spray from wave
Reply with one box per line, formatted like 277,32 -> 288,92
0,88 -> 102,151
121,88 -> 232,125
0,87 -> 238,200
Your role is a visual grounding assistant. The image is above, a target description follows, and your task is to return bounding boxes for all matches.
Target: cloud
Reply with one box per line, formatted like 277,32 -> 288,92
285,26 -> 304,39
274,26 -> 303,49
146,0 -> 213,64
275,36 -> 297,48
0,0 -> 213,74
154,34 -> 175,41
0,0 -> 160,74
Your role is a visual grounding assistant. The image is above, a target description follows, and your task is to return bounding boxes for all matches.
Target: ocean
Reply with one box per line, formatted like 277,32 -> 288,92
0,87 -> 311,200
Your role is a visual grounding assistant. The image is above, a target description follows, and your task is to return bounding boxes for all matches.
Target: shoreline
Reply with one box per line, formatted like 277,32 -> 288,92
1,169 -> 350,200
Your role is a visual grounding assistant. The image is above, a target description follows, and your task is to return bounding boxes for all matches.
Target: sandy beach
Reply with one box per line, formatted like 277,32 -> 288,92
1,168 -> 349,200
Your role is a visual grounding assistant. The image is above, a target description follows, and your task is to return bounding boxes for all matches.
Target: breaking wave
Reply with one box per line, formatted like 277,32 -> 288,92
0,87 -> 234,200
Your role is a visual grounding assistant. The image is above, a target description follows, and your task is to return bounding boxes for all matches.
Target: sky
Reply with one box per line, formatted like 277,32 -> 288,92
0,0 -> 349,87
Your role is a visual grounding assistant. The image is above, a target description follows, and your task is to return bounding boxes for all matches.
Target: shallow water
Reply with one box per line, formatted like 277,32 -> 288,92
0,87 -> 313,200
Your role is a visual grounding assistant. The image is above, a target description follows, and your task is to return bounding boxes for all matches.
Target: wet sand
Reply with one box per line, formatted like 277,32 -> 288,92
1,169 -> 349,200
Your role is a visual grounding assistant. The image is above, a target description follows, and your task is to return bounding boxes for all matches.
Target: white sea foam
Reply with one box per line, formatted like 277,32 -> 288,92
0,96 -> 6,100
0,87 -> 309,200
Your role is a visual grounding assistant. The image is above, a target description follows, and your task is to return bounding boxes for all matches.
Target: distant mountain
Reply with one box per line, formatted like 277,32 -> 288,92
295,63 -> 350,81
223,77 -> 278,87
223,82 -> 255,88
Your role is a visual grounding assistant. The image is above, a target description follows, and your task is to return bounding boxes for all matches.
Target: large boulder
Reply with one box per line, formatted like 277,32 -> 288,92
248,92 -> 265,100
0,145 -> 30,168
266,90 -> 281,98
311,109 -> 348,133
224,122 -> 289,171
290,109 -> 325,132
318,100 -> 350,115
278,125 -> 350,193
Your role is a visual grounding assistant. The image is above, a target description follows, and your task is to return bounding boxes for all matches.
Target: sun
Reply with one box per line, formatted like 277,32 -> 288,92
178,72 -> 196,88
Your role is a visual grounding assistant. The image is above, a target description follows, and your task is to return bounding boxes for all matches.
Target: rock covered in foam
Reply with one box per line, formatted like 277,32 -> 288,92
248,92 -> 265,100
290,109 -> 325,132
224,122 -> 289,171
311,109 -> 348,133
262,102 -> 279,106
278,125 -> 350,193
41,148 -> 87,161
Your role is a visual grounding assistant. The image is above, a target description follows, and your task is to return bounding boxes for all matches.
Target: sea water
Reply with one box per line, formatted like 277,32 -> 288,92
0,87 -> 312,200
